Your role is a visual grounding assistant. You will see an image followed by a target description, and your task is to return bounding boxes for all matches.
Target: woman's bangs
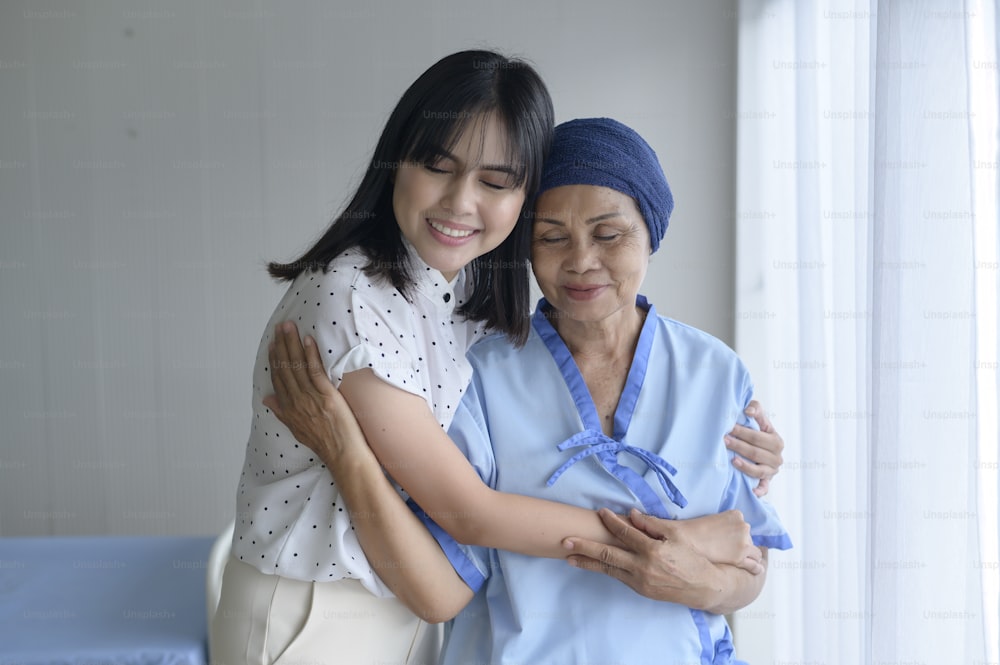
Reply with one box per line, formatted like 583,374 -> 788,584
401,107 -> 531,190
500,115 -> 536,193
399,111 -> 465,167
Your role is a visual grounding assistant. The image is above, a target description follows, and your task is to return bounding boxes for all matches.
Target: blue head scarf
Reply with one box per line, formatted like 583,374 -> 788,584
536,118 -> 673,253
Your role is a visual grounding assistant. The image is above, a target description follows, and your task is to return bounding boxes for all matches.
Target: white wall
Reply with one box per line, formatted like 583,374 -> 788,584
0,0 -> 737,537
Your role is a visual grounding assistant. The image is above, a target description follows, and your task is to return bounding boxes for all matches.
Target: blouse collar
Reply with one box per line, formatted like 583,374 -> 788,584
402,236 -> 467,314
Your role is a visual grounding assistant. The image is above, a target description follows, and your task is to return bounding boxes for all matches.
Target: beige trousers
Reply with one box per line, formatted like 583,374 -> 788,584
209,556 -> 440,665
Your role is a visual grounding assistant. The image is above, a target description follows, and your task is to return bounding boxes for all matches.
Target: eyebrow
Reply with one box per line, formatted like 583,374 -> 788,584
434,149 -> 519,176
534,212 -> 625,226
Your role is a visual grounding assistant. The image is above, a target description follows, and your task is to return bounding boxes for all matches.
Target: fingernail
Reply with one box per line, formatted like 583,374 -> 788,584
562,538 -> 575,550
567,557 -> 579,567
304,336 -> 314,347
724,435 -> 734,445
745,406 -> 756,415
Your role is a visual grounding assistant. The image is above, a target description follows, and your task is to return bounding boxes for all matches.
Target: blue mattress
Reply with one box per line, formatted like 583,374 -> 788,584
0,535 -> 214,665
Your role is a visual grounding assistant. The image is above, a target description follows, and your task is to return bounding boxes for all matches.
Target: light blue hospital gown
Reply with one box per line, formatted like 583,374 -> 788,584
418,296 -> 792,665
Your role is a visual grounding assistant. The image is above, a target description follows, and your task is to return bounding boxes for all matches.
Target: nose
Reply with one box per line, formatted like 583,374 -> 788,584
564,237 -> 601,273
440,174 -> 475,215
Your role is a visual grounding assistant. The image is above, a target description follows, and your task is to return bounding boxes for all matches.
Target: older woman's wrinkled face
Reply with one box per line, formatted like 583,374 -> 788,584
531,185 -> 650,326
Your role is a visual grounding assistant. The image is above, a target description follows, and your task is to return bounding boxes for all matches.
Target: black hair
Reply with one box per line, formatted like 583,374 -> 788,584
268,49 -> 554,346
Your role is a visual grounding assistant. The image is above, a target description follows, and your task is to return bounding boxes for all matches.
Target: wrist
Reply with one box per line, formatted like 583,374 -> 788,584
330,441 -> 384,487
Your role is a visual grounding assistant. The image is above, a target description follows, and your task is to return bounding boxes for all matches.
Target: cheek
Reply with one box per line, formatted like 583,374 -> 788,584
393,169 -> 430,205
617,252 -> 649,286
530,256 -> 559,290
490,195 -> 526,232
391,172 -> 411,212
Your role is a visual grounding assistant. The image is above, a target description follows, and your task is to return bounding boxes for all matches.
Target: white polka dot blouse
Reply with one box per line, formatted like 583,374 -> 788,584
230,243 -> 489,595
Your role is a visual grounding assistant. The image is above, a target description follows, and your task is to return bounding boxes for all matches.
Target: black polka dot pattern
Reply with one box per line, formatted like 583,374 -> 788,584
230,245 -> 490,585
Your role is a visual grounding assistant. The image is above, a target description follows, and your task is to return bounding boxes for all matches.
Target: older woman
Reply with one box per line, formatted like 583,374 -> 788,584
266,118 -> 790,664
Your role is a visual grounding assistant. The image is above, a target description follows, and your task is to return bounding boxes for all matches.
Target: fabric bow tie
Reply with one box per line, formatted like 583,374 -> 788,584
546,429 -> 688,510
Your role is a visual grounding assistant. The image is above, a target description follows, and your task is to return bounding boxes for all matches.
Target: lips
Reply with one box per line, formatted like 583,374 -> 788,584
427,219 -> 477,238
563,284 -> 607,301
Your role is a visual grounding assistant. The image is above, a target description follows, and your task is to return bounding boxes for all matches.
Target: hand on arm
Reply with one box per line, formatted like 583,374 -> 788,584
268,322 -> 617,561
263,322 -> 472,622
676,510 -> 763,574
562,508 -> 768,615
726,400 -> 784,497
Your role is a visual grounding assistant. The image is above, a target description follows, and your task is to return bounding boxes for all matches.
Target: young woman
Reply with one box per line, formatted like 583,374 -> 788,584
211,49 -> 554,664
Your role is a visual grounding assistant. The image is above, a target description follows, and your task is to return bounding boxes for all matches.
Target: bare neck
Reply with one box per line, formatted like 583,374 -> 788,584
548,306 -> 646,362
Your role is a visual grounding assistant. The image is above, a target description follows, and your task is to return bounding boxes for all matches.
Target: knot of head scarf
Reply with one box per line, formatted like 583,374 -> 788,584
536,117 -> 673,252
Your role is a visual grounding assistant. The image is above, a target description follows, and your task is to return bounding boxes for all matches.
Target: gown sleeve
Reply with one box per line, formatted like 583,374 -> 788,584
408,374 -> 497,591
718,372 -> 793,550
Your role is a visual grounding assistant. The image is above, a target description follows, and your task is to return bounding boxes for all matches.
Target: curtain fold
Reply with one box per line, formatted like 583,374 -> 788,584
734,1 -> 998,662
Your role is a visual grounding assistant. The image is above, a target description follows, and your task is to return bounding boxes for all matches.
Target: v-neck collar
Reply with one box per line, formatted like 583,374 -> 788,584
533,295 -> 688,517
532,295 -> 658,440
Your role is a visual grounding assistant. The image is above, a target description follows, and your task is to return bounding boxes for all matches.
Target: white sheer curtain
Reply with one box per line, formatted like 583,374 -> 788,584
733,1 -> 999,662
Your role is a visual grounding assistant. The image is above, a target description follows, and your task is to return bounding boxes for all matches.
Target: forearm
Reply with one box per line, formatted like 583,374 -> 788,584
696,548 -> 768,615
449,490 -> 617,558
624,555 -> 766,613
562,509 -> 769,612
340,370 -> 618,560
320,445 -> 473,622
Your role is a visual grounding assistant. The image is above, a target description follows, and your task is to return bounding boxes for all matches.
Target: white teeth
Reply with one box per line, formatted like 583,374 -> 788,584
429,220 -> 475,238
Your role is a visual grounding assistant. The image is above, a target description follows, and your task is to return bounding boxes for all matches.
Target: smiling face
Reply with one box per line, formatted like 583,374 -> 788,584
392,114 -> 527,281
531,185 -> 651,327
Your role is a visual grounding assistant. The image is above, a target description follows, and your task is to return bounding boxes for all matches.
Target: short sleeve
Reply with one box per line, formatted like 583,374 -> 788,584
281,255 -> 422,398
408,378 -> 497,591
719,380 -> 793,550
328,286 -> 419,393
